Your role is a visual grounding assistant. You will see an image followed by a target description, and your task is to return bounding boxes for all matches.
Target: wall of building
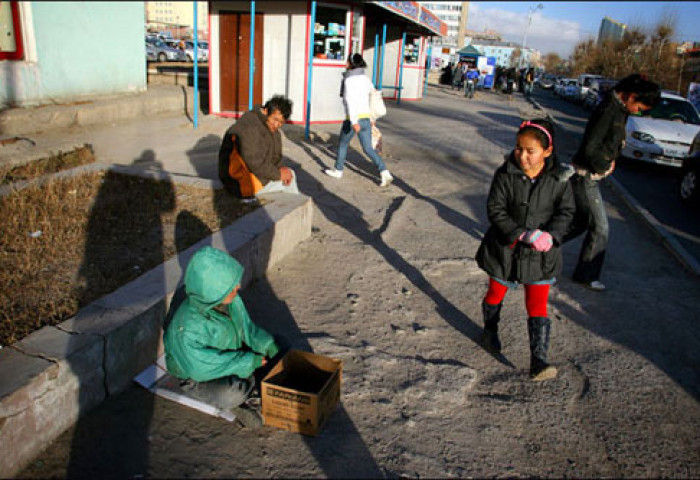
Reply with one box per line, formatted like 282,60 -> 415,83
0,2 -> 146,108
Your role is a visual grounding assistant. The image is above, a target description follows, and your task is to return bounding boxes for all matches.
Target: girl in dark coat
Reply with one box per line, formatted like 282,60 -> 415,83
476,119 -> 575,381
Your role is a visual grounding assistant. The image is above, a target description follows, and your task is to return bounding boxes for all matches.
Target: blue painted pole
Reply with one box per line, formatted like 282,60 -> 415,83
378,24 -> 387,90
305,1 -> 317,139
397,32 -> 406,104
193,1 -> 198,128
372,32 -> 379,87
424,43 -> 431,97
248,1 -> 255,111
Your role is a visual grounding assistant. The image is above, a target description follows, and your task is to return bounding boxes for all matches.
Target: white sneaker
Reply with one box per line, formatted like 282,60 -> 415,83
379,170 -> 394,187
588,280 -> 606,291
325,168 -> 343,179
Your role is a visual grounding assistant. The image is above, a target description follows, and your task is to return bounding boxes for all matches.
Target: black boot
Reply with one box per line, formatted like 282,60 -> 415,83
527,316 -> 558,381
480,302 -> 502,353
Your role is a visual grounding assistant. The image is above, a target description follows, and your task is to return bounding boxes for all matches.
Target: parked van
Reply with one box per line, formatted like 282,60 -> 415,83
577,74 -> 604,102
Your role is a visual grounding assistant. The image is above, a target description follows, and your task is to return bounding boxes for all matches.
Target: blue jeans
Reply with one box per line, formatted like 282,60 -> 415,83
566,175 -> 609,283
335,118 -> 386,173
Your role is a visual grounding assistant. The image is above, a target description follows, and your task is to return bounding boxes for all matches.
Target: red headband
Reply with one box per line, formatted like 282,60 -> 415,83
519,121 -> 552,148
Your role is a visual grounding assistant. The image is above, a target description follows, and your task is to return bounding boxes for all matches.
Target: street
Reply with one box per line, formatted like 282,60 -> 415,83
18,85 -> 700,478
531,87 -> 700,266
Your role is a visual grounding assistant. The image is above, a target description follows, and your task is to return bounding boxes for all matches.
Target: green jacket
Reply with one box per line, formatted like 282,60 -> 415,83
164,246 -> 278,382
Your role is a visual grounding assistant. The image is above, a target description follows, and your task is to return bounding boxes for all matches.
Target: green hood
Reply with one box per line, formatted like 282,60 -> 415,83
184,246 -> 243,313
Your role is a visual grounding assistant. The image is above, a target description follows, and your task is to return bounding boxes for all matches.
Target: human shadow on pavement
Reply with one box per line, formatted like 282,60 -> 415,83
65,151 -> 175,478
243,279 -> 385,478
182,133 -> 384,477
551,199 -> 700,401
287,156 -> 514,368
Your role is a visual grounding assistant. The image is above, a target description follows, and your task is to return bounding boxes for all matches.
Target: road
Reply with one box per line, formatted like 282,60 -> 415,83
531,87 -> 700,268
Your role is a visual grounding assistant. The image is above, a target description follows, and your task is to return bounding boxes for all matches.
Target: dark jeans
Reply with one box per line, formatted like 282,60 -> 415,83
565,175 -> 609,283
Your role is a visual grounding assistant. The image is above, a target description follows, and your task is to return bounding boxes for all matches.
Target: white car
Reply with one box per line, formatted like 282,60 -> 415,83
621,91 -> 700,168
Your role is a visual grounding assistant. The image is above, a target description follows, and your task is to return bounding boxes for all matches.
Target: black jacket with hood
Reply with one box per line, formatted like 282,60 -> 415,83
476,152 -> 576,283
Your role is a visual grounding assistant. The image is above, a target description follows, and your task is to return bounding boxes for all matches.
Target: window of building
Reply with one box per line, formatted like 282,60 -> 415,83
313,4 -> 349,61
350,9 -> 363,55
0,1 -> 23,61
403,34 -> 421,65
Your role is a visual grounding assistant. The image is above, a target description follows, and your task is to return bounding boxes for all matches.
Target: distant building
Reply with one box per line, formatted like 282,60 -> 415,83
145,1 -> 209,39
422,1 -> 469,47
469,39 -> 539,68
597,16 -> 626,46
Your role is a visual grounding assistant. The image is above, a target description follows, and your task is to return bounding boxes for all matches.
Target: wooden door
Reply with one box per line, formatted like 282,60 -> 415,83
219,12 -> 264,112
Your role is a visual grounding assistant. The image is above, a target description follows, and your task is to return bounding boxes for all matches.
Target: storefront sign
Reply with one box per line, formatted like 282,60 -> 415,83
372,1 -> 447,37
382,1 -> 418,19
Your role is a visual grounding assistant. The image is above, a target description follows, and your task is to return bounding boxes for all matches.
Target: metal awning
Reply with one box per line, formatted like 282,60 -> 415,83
368,1 -> 447,37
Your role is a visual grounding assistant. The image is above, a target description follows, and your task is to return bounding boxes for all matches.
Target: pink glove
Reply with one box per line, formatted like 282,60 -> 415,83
521,229 -> 554,252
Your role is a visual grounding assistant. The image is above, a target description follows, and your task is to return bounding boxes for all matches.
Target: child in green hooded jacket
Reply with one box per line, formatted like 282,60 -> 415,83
164,246 -> 279,427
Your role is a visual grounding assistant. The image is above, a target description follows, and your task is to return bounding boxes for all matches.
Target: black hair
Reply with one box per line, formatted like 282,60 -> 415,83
614,74 -> 661,107
263,95 -> 293,120
348,53 -> 367,69
517,118 -> 555,150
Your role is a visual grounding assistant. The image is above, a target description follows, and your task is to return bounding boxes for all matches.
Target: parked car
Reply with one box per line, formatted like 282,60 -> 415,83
554,78 -> 575,96
536,74 -> 556,90
576,74 -> 604,102
621,91 -> 700,168
679,131 -> 700,205
184,41 -> 209,62
560,79 -> 579,100
582,78 -> 617,110
145,42 -> 157,62
148,39 -> 186,62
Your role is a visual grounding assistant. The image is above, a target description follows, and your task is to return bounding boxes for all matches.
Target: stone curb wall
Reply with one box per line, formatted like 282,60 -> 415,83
0,178 -> 312,476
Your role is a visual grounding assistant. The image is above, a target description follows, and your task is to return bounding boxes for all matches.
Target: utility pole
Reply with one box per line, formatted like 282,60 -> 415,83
520,3 -> 543,69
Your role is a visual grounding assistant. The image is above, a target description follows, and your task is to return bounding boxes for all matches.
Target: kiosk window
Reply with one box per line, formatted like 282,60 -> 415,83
350,10 -> 362,55
313,5 -> 348,61
0,1 -> 23,61
403,35 -> 420,64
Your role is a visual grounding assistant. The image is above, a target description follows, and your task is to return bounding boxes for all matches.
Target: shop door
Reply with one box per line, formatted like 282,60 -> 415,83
219,12 -> 264,112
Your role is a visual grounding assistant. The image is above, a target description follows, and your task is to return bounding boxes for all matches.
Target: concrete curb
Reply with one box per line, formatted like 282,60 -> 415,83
0,85 -> 198,137
528,95 -> 700,277
0,170 -> 312,476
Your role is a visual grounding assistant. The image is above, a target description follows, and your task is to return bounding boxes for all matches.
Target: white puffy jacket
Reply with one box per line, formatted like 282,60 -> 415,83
342,73 -> 373,125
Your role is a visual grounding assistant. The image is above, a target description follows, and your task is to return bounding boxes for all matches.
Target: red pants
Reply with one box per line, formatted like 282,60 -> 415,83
484,277 -> 549,318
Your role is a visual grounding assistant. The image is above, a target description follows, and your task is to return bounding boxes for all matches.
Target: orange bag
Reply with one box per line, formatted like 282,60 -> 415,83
228,135 -> 263,197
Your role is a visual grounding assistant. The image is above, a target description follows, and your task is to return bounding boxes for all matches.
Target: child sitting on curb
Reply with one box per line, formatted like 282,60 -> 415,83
163,246 -> 279,428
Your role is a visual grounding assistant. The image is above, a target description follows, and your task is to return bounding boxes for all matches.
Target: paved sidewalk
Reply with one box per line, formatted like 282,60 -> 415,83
16,85 -> 700,478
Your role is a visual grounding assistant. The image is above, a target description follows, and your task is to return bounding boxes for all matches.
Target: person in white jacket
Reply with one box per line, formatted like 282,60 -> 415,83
325,54 -> 393,187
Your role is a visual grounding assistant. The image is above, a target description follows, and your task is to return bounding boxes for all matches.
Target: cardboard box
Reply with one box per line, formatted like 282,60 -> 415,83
262,349 -> 342,436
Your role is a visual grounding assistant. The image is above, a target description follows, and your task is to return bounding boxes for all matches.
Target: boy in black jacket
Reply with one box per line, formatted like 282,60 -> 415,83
566,74 -> 660,291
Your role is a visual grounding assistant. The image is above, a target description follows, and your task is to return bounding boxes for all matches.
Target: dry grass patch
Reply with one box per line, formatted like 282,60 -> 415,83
0,170 -> 258,346
0,145 -> 95,185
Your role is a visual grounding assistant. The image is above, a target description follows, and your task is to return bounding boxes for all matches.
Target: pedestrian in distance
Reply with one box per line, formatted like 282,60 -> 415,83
325,53 -> 394,187
476,119 -> 575,381
163,246 -> 280,428
464,67 -> 479,99
564,74 -> 660,291
218,95 -> 297,200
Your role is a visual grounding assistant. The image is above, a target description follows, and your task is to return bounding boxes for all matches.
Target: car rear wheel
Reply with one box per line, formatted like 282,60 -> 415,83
679,168 -> 699,204
158,53 -> 167,63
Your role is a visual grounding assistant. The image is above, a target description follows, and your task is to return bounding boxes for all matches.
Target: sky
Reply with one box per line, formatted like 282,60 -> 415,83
465,1 -> 700,58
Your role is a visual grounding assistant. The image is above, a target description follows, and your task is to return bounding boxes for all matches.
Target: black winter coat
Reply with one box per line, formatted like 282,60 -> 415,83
476,153 -> 575,283
572,92 -> 628,175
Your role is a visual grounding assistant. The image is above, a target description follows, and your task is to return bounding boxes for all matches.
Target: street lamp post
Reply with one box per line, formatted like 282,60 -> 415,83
520,3 -> 543,69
